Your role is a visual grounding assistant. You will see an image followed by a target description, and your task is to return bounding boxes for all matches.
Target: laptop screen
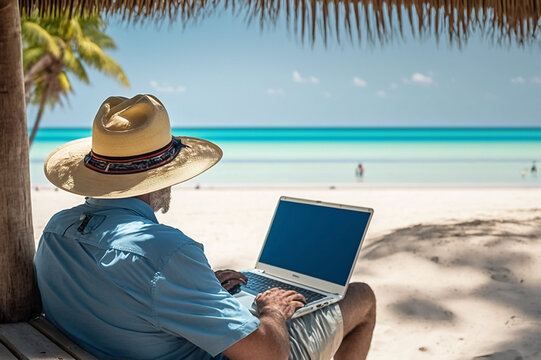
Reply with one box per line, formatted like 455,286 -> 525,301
258,198 -> 372,286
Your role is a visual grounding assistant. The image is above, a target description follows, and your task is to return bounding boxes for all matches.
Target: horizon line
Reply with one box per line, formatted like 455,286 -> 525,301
30,126 -> 541,130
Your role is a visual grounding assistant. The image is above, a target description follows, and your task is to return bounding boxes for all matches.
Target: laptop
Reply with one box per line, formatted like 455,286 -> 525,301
234,196 -> 373,318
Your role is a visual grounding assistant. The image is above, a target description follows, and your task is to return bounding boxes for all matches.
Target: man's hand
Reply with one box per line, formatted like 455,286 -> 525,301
256,288 -> 306,320
222,288 -> 306,360
214,269 -> 247,291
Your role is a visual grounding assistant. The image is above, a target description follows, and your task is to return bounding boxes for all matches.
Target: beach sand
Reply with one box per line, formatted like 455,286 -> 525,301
31,186 -> 541,360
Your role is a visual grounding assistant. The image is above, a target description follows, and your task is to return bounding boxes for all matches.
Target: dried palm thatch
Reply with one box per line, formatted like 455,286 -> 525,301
19,0 -> 541,46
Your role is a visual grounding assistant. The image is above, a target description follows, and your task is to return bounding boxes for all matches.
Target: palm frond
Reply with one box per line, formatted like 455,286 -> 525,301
63,47 -> 89,83
22,47 -> 46,70
57,71 -> 72,94
85,28 -> 117,49
76,38 -> 130,87
68,17 -> 83,40
21,21 -> 61,56
29,71 -> 72,107
28,80 -> 45,105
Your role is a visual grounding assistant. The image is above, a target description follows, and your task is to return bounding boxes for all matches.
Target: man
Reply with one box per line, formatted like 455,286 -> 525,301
35,94 -> 376,360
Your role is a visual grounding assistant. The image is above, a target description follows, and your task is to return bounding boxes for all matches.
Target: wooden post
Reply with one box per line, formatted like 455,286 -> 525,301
0,0 -> 40,322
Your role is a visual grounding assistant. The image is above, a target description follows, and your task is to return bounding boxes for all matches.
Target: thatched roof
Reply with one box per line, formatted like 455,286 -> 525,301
19,0 -> 541,46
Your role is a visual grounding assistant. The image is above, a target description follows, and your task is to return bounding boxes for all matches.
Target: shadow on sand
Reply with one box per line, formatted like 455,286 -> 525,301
355,210 -> 541,359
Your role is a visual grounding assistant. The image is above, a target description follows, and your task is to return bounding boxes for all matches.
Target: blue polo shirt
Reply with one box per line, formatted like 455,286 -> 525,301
34,197 -> 260,360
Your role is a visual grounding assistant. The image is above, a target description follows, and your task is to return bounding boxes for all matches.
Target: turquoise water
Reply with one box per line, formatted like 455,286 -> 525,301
30,128 -> 541,185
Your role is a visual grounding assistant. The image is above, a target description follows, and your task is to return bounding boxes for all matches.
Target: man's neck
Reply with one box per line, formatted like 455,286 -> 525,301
134,193 -> 151,206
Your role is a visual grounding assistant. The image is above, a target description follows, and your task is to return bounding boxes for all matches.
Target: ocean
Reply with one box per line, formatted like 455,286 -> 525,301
30,128 -> 541,186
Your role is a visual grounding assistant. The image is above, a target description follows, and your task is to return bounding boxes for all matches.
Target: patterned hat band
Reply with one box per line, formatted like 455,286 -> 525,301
84,137 -> 186,175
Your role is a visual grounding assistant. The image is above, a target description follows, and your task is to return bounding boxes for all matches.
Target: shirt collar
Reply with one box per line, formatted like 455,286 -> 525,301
85,197 -> 158,223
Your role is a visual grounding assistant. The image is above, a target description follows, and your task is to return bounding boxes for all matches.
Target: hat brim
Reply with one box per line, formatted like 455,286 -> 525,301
44,136 -> 223,198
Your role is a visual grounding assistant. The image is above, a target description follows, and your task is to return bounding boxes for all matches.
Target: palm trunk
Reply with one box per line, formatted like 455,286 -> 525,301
24,53 -> 55,105
0,0 -> 41,322
28,82 -> 50,147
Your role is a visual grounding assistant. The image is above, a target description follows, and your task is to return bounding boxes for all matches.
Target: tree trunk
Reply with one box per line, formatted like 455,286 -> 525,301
24,52 -> 55,105
0,0 -> 41,322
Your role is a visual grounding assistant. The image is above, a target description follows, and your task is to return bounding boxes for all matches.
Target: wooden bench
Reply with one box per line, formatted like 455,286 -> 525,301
0,316 -> 96,360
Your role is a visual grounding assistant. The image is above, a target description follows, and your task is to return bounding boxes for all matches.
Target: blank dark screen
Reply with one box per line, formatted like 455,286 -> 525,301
258,200 -> 371,286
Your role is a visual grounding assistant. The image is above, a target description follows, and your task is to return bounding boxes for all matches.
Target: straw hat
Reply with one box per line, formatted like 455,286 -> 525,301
44,94 -> 222,198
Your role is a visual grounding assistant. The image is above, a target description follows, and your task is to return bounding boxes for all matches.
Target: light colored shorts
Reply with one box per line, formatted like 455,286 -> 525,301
287,304 -> 344,360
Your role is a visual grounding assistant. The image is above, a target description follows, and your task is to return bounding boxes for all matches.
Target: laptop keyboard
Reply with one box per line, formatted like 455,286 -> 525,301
242,272 -> 326,304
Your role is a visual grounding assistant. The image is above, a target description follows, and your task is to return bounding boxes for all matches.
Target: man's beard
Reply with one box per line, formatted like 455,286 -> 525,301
149,187 -> 171,214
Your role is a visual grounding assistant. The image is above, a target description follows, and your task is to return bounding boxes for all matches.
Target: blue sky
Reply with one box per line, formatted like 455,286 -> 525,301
28,10 -> 541,128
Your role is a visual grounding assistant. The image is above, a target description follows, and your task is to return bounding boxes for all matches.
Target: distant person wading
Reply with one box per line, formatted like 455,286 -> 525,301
356,163 -> 365,181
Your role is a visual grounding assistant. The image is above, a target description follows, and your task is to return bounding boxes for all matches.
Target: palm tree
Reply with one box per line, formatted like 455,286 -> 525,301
22,13 -> 130,147
1,0 -> 540,323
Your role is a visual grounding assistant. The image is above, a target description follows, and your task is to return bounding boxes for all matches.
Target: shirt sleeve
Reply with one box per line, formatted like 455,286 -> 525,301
151,242 -> 260,356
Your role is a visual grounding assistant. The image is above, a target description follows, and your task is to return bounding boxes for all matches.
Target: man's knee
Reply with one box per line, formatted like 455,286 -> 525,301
345,282 -> 376,307
339,282 -> 376,332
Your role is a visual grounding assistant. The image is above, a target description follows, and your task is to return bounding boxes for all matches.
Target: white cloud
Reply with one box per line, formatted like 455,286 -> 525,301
267,88 -> 285,95
292,70 -> 319,84
401,73 -> 434,86
511,76 -> 526,84
376,90 -> 387,97
322,91 -> 332,98
353,77 -> 367,87
510,75 -> 541,84
390,82 -> 399,90
411,73 -> 434,85
150,81 -> 186,93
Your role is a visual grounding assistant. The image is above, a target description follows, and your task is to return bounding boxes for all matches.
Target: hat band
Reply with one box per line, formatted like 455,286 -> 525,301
84,137 -> 184,175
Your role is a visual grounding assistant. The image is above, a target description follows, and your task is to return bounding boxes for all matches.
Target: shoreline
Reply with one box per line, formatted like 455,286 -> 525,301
30,181 -> 541,190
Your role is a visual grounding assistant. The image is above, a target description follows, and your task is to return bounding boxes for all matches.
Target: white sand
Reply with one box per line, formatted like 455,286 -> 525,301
31,186 -> 541,359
